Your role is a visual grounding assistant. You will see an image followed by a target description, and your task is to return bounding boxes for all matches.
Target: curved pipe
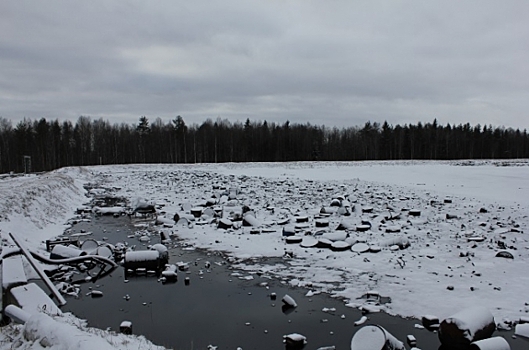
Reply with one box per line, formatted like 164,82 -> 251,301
30,250 -> 118,268
1,248 -> 22,259
2,248 -> 117,268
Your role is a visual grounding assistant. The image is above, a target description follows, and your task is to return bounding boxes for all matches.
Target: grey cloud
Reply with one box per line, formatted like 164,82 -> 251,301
0,0 -> 528,129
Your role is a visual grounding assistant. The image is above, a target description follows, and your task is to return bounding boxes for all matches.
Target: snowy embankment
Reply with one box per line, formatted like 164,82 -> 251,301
0,168 -> 89,249
0,168 -> 165,350
91,160 -> 529,326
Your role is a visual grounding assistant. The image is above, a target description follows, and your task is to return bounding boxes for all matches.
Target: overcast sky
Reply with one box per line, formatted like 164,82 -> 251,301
1,1 -> 528,129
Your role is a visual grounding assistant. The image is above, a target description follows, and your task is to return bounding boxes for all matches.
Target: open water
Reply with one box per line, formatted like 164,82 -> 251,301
61,215 -> 527,350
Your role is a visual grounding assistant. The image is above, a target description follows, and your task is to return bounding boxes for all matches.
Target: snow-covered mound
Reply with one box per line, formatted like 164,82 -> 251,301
0,169 -> 88,249
1,312 -> 164,350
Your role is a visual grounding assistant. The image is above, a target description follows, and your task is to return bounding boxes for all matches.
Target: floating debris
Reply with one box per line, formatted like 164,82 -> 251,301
354,316 -> 368,326
119,320 -> 132,335
282,294 -> 297,308
283,333 -> 307,349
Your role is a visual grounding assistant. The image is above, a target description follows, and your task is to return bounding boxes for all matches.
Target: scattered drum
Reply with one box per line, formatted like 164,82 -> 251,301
350,325 -> 405,350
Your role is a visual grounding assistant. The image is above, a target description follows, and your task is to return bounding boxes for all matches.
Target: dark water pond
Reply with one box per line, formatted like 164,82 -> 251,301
60,215 -> 527,350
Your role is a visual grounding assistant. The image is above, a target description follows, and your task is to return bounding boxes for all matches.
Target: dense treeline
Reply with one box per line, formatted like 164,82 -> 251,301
0,115 -> 528,173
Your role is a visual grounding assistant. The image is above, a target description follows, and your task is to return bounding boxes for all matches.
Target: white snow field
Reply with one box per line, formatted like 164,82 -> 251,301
0,160 -> 528,348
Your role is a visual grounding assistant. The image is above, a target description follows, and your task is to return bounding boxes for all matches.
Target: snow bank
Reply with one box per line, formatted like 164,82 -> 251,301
24,313 -> 114,349
0,169 -> 88,250
22,313 -> 157,350
9,282 -> 62,316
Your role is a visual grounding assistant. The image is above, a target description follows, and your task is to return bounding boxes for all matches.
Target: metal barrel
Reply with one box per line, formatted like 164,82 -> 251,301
351,325 -> 405,350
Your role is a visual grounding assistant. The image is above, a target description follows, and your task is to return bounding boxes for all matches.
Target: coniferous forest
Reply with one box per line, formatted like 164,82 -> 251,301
0,115 -> 528,174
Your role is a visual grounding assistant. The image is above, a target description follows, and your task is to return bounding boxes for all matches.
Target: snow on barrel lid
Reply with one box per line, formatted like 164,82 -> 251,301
96,245 -> 113,258
81,239 -> 98,252
300,236 -> 318,248
331,241 -> 351,249
351,243 -> 369,253
351,325 -> 386,350
322,231 -> 347,242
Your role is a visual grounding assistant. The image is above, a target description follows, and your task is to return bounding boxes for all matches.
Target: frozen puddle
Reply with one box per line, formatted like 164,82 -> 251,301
59,216 -> 527,350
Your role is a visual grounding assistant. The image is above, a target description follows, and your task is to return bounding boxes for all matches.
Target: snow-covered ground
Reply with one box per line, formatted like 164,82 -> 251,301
95,160 -> 529,322
1,160 -> 528,348
0,167 -> 165,350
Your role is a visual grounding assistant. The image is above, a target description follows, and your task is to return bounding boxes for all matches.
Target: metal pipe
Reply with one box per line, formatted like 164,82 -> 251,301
3,248 -> 117,268
8,232 -> 67,306
30,250 -> 117,268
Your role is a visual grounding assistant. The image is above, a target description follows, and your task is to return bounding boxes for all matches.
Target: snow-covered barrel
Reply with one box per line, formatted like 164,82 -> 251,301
515,323 -> 529,338
331,241 -> 352,251
217,218 -> 233,230
351,325 -> 405,350
438,307 -> 496,349
80,239 -> 99,254
317,238 -> 333,249
282,225 -> 296,237
243,213 -> 260,227
134,200 -> 156,216
150,244 -> 169,261
300,236 -> 318,248
161,264 -> 177,281
315,219 -> 329,227
421,315 -> 440,330
4,304 -> 31,324
284,333 -> 307,349
50,244 -> 87,260
330,198 -> 342,207
379,237 -> 410,249
285,236 -> 303,244
320,206 -> 338,215
124,250 -> 161,272
409,209 -> 421,217
356,224 -> 371,232
160,230 -> 171,243
120,320 -> 133,335
96,245 -> 113,258
336,221 -> 355,230
155,216 -> 174,227
282,294 -> 297,308
322,231 -> 347,242
469,336 -> 510,350
190,207 -> 203,218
